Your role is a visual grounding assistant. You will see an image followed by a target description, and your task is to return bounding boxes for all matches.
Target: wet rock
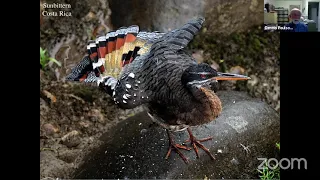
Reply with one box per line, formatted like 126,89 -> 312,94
61,130 -> 81,148
72,91 -> 280,179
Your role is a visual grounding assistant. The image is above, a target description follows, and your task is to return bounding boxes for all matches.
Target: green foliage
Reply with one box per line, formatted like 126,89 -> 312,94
40,47 -> 61,69
258,161 -> 280,180
258,142 -> 280,180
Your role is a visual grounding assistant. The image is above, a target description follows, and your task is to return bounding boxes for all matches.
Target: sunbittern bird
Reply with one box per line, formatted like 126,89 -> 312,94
66,17 -> 250,163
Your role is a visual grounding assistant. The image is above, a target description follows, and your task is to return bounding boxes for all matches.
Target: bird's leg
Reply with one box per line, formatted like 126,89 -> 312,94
184,127 -> 215,160
165,129 -> 191,164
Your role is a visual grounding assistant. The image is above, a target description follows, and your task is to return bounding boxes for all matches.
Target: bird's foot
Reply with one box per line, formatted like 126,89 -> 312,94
166,130 -> 192,164
184,127 -> 215,160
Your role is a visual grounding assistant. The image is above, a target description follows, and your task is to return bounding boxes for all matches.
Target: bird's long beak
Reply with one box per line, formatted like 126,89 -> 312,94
213,72 -> 251,81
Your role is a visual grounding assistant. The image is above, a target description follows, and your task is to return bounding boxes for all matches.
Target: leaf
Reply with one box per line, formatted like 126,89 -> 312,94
40,47 -> 45,56
40,48 -> 46,60
40,47 -> 47,68
276,142 -> 280,150
42,90 -> 57,103
48,57 -> 61,67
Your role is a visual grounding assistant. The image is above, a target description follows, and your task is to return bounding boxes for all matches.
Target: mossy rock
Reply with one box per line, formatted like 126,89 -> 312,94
189,25 -> 279,70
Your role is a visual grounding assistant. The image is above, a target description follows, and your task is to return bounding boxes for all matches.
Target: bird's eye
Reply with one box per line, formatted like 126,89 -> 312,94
200,74 -> 206,79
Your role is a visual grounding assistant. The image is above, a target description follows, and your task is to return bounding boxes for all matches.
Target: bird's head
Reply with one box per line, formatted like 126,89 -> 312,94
181,63 -> 250,92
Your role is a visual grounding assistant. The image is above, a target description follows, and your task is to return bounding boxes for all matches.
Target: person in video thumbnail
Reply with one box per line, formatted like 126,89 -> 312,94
284,8 -> 308,32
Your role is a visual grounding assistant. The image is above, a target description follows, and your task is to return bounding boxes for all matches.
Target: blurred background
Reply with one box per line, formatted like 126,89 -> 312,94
40,0 -> 280,179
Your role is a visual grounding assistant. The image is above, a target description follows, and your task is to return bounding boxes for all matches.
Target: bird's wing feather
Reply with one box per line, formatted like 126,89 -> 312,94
150,17 -> 204,52
65,56 -> 93,82
113,17 -> 205,109
66,17 -> 205,110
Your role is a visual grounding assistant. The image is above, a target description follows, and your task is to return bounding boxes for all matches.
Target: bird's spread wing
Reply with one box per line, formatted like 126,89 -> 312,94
152,17 -> 204,51
66,17 -> 205,109
65,26 -> 165,83
121,17 -> 205,77
119,18 -> 204,90
104,17 -> 205,109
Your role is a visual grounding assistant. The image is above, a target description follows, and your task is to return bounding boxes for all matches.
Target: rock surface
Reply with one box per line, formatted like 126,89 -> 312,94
108,0 -> 263,35
72,91 -> 280,179
203,0 -> 263,35
108,0 -> 205,32
40,73 -> 144,179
